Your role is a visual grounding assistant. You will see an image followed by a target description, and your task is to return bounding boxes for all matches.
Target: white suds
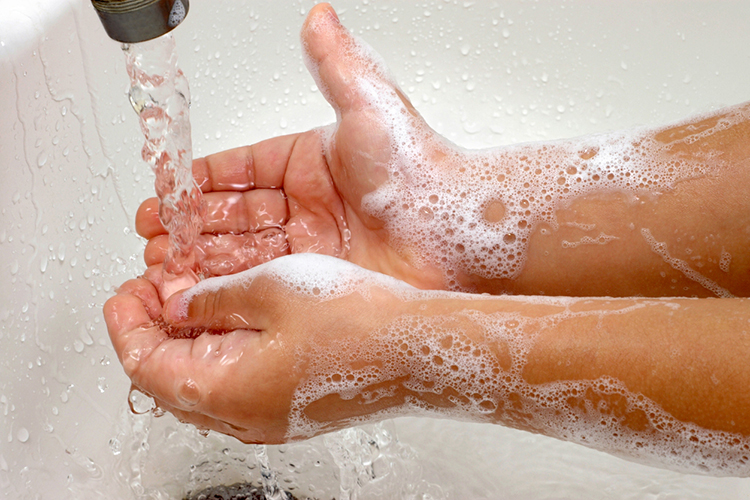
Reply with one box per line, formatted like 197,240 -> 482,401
720,248 -> 732,273
641,228 -> 733,298
562,232 -> 619,249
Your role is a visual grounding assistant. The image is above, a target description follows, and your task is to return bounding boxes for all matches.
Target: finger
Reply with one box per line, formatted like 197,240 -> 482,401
161,268 -> 276,334
202,189 -> 289,234
193,135 -> 301,193
136,188 -> 290,241
135,197 -> 162,239
115,277 -> 163,319
301,3 -> 410,116
142,263 -> 165,290
144,229 -> 290,275
104,292 -> 169,380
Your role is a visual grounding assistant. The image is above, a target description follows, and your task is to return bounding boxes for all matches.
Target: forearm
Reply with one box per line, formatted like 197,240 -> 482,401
505,104 -> 750,297
368,101 -> 750,297
299,289 -> 750,474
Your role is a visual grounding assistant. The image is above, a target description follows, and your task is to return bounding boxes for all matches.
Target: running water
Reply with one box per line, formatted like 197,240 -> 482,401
123,34 -> 205,298
255,445 -> 291,500
120,33 -> 301,499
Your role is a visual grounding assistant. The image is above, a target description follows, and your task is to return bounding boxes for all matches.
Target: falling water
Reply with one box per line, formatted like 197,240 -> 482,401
120,33 -> 305,499
122,34 -> 205,289
255,445 -> 291,500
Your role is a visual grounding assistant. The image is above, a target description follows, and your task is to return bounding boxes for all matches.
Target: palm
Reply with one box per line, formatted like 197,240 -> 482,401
137,117 -> 435,287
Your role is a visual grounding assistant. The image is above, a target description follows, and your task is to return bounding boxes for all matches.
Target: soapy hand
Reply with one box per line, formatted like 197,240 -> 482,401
136,2 -> 449,292
104,254 -> 412,444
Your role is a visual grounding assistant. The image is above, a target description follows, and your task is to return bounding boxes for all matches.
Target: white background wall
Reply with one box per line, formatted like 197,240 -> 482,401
1,0 -> 749,498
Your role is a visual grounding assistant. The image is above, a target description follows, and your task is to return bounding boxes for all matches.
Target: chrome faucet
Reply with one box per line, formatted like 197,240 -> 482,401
91,0 -> 189,43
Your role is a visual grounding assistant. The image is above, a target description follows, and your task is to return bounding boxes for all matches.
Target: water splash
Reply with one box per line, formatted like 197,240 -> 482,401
255,445 -> 290,500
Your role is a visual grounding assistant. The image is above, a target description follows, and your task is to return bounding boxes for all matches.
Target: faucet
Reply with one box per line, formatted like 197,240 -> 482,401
91,0 -> 189,43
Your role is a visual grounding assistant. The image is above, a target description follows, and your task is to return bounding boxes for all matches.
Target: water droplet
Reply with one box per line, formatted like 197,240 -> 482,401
36,151 -> 48,168
109,437 -> 122,455
128,387 -> 155,414
97,377 -> 108,393
460,44 -> 470,56
17,427 -> 29,443
73,340 -> 84,353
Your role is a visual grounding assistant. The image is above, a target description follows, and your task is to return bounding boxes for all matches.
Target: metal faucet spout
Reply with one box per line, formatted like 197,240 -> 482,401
91,0 -> 189,44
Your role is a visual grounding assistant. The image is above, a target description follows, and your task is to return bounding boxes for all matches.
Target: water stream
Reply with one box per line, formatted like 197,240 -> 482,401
122,34 -> 205,294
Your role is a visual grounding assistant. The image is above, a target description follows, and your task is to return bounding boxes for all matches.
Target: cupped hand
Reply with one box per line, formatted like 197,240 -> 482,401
104,254 -> 416,444
136,3 -> 450,291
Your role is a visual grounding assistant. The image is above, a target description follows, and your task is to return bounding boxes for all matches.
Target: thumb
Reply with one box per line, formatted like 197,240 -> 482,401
162,275 -> 268,337
301,3 -> 409,116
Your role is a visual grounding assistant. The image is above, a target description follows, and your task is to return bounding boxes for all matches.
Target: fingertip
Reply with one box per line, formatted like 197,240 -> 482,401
104,293 -> 153,344
301,2 -> 344,71
144,236 -> 168,266
135,198 -> 163,238
163,291 -> 188,324
115,277 -> 163,319
304,3 -> 338,32
192,156 -> 211,191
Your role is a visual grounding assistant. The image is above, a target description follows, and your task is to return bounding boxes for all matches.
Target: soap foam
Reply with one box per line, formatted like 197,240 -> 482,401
641,228 -> 734,298
360,102 -> 746,289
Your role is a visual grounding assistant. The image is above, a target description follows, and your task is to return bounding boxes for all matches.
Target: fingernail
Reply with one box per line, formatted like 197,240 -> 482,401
164,294 -> 187,323
327,6 -> 340,24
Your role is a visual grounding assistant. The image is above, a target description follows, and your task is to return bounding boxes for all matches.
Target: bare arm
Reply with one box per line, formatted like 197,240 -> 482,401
494,105 -> 750,297
105,253 -> 750,475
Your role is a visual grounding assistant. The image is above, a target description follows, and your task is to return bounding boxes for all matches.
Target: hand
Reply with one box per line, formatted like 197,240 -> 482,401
136,3 -> 450,291
104,254 -> 414,444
